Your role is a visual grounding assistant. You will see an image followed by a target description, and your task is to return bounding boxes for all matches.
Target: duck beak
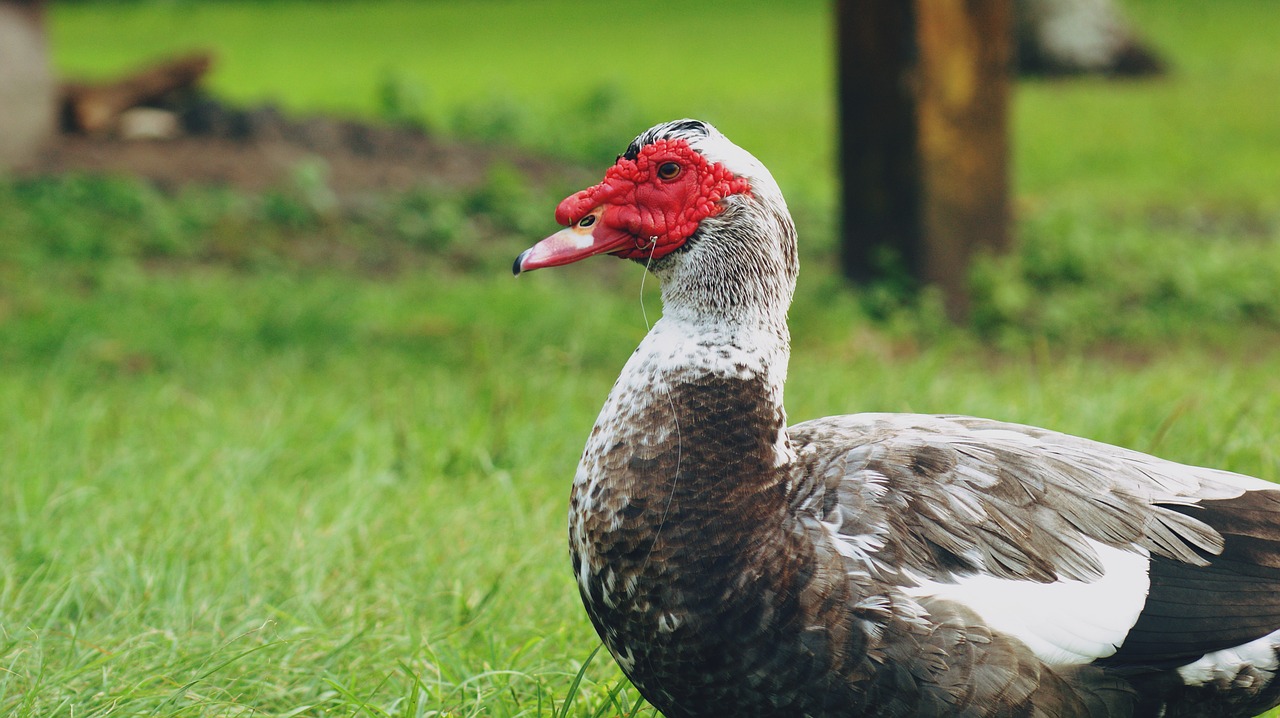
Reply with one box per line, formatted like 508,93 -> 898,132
513,206 -> 631,275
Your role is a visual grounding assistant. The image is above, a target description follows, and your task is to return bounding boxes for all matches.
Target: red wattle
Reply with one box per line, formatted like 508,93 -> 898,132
553,139 -> 752,261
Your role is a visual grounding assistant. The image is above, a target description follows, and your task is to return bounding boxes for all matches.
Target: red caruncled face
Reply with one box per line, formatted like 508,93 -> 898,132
556,139 -> 752,261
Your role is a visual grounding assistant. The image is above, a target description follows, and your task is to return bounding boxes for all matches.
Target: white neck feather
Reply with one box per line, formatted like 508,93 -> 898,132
652,189 -> 797,332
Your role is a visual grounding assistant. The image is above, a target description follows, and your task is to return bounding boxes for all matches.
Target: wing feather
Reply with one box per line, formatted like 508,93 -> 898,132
789,413 -> 1262,583
789,413 -> 1280,667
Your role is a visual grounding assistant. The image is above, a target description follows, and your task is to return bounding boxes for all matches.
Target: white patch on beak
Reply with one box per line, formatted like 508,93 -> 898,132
514,206 -> 623,274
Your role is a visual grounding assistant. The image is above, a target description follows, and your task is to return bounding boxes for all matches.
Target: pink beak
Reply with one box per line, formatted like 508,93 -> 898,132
513,206 -> 632,275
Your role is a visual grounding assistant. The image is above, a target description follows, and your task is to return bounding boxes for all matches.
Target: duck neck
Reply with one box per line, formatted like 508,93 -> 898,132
571,199 -> 801,580
641,313 -> 794,486
577,310 -> 795,538
569,309 -> 800,677
585,199 -> 800,517
652,196 -> 798,335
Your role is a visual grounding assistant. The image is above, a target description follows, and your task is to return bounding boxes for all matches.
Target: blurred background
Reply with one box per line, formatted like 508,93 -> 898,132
1,1 -> 1279,715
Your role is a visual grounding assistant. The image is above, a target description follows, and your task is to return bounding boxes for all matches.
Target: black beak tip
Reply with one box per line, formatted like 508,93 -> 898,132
512,250 -> 529,276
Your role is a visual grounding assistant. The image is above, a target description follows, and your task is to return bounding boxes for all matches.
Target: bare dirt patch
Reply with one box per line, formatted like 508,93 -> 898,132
18,94 -> 592,202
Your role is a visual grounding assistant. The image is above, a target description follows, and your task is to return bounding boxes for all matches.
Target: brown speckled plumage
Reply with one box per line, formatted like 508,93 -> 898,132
520,120 -> 1280,717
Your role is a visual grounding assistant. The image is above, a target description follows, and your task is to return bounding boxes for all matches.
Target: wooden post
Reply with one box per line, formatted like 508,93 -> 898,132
835,1 -> 921,286
0,0 -> 54,169
836,0 -> 1012,319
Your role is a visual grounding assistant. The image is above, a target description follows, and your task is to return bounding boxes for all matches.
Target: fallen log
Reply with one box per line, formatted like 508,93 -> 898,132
61,51 -> 214,134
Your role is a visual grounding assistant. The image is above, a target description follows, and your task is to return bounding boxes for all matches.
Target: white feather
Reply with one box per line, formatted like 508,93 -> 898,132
901,541 -> 1151,665
1178,629 -> 1280,686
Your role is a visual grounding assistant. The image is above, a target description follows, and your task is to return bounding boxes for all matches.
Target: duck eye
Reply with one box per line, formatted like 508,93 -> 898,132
657,162 -> 682,181
578,214 -> 596,228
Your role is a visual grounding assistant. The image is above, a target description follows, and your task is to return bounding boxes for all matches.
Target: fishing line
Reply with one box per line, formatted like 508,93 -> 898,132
638,236 -> 683,575
638,236 -> 657,331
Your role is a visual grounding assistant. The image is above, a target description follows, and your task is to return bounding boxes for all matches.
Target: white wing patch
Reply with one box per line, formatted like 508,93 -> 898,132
901,541 -> 1151,665
1178,629 -> 1280,686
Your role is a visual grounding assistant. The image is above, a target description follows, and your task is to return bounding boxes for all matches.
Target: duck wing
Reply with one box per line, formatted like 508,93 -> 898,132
788,412 -> 1280,669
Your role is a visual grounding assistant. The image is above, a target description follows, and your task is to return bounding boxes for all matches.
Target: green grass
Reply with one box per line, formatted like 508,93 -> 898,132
5,238 -> 1280,715
0,264 -> 651,715
4,0 -> 1280,715
1017,1 -> 1280,206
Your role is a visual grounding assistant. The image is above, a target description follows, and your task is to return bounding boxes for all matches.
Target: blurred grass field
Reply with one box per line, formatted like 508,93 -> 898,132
47,0 -> 1280,202
0,0 -> 1278,715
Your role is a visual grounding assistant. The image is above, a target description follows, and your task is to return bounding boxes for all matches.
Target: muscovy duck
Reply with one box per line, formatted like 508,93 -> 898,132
513,119 -> 1280,717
